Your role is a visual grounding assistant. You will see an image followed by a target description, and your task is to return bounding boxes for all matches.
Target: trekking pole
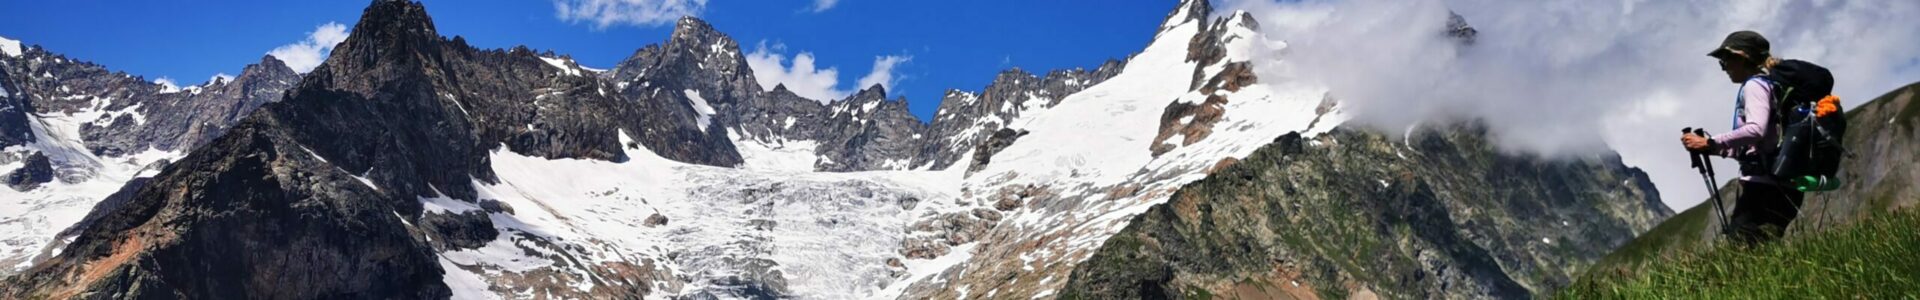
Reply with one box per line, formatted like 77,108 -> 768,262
1685,127 -> 1733,237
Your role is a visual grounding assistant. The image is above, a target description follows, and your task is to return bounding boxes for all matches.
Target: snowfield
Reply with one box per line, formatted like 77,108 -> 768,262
438,131 -> 969,299
438,5 -> 1346,299
1,108 -> 181,274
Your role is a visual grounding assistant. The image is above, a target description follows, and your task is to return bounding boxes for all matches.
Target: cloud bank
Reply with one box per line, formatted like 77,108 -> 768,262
1223,0 -> 1920,209
266,22 -> 349,73
553,0 -> 708,29
745,42 -> 912,103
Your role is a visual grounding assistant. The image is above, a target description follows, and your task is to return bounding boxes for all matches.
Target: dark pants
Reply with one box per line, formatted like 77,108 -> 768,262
1727,181 -> 1805,245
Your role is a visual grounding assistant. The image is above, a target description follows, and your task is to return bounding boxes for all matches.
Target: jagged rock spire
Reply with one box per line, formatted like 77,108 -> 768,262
1160,0 -> 1213,33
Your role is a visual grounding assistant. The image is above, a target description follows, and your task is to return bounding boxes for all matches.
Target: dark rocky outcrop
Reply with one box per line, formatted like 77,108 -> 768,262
1062,124 -> 1671,299
1448,12 -> 1480,45
0,40 -> 301,157
4,119 -> 450,299
601,17 -> 750,167
3,151 -> 52,191
812,85 -> 927,171
78,55 -> 301,157
966,128 -> 1028,174
0,66 -> 31,148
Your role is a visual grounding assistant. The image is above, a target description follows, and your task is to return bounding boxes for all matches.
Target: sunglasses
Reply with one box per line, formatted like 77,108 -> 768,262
1717,57 -> 1746,70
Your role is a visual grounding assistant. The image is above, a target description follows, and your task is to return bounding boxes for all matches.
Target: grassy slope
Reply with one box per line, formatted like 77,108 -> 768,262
1585,200 -> 1712,270
1557,207 -> 1920,298
1584,183 -> 1737,270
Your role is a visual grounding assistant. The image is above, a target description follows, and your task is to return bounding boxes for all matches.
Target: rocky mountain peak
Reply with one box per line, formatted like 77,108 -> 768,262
606,16 -> 757,117
1160,0 -> 1214,32
1447,12 -> 1479,44
1227,10 -> 1259,30
848,83 -> 888,102
994,68 -> 1036,84
321,0 -> 441,88
238,55 -> 297,82
663,17 -> 745,68
358,0 -> 436,33
672,16 -> 723,41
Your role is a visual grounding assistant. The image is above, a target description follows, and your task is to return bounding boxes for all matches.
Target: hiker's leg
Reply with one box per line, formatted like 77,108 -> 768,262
1727,182 -> 1765,245
1728,182 -> 1802,245
1769,185 -> 1807,232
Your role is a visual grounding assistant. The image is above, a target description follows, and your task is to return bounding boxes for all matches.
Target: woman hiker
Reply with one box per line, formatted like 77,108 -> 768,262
1681,30 -> 1805,245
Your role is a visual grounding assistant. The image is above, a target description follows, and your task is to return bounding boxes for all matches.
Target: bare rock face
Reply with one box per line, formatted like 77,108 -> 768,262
811,86 -> 928,171
602,17 -> 750,168
3,151 -> 52,191
644,213 -> 670,227
1062,125 -> 1671,299
421,210 -> 498,249
0,67 -> 33,148
1155,12 -> 1259,158
0,44 -> 300,157
4,120 -> 451,299
77,55 -> 301,157
966,128 -> 1028,174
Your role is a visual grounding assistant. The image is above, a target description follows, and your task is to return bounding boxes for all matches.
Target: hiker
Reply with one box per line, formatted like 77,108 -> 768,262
1680,31 -> 1805,245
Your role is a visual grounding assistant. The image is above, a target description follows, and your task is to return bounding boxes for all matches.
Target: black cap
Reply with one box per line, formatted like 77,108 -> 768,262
1708,31 -> 1770,60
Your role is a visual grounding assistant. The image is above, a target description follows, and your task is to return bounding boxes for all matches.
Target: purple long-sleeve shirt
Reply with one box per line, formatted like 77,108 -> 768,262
1714,77 -> 1777,183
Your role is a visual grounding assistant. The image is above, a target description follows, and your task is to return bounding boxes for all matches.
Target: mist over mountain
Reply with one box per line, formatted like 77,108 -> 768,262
1220,0 -> 1920,210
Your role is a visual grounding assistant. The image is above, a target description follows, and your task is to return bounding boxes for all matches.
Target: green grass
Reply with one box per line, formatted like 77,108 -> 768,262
1587,201 -> 1715,270
1558,208 -> 1920,299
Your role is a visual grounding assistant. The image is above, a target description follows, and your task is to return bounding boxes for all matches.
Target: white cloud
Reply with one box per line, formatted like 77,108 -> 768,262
856,55 -> 912,92
154,78 -> 182,94
809,0 -> 840,12
1225,0 -> 1920,210
744,41 -> 911,103
266,22 -> 350,73
553,0 -> 707,29
0,35 -> 22,57
209,73 -> 234,85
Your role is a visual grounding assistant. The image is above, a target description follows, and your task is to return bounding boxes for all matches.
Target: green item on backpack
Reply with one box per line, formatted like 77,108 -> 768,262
1792,175 -> 1841,192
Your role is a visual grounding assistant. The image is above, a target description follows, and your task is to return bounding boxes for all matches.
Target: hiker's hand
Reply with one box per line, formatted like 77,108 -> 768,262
1682,134 -> 1712,152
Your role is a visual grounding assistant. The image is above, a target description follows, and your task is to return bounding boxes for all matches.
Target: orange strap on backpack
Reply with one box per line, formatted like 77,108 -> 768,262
1815,95 -> 1841,117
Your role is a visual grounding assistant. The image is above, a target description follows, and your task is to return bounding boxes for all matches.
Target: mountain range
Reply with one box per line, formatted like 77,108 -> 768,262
0,0 -> 1684,299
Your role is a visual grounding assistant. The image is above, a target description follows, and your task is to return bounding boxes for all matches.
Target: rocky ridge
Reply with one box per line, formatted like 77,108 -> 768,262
1062,125 -> 1670,299
0,36 -> 302,274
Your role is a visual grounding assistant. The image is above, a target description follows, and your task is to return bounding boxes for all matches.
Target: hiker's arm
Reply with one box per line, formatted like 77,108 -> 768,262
1712,80 -> 1771,156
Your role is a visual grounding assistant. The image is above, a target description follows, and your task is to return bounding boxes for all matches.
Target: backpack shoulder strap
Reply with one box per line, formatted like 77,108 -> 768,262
1734,75 -> 1776,130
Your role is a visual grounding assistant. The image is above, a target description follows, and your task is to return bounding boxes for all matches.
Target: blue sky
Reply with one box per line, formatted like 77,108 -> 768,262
0,0 -> 1179,120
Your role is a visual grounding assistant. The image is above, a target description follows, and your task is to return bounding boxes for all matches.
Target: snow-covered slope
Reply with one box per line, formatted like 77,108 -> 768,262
434,1 -> 1346,298
0,36 -> 21,58
891,3 -> 1346,298
0,110 -> 179,274
433,131 -> 964,299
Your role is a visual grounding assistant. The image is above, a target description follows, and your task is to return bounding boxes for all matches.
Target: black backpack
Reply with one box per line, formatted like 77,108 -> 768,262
1760,60 -> 1846,184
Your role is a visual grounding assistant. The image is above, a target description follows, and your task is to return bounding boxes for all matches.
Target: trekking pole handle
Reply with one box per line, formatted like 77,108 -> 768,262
1683,127 -> 1704,170
1692,128 -> 1716,177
